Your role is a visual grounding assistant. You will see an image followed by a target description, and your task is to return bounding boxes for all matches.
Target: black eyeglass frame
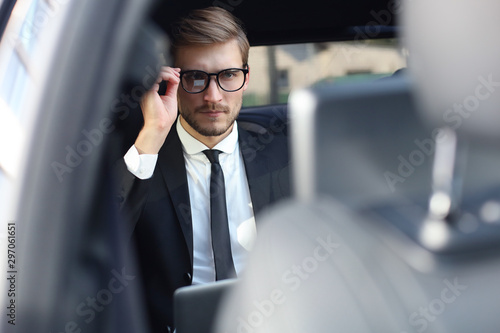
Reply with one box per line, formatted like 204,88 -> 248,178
179,67 -> 249,94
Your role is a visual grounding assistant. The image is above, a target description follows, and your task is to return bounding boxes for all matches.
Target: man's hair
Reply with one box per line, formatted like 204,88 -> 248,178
171,7 -> 250,66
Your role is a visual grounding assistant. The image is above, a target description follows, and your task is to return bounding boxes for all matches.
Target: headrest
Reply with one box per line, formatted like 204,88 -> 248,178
403,1 -> 500,138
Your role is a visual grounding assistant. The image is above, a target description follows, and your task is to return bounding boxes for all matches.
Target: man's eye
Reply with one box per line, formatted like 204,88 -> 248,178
221,70 -> 238,79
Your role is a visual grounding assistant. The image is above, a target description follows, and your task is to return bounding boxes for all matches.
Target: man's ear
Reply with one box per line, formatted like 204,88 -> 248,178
242,65 -> 250,91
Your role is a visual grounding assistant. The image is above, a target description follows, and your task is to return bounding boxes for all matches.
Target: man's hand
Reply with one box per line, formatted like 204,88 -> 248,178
135,66 -> 181,154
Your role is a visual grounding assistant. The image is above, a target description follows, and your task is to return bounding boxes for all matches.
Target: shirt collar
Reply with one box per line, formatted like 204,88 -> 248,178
176,116 -> 239,156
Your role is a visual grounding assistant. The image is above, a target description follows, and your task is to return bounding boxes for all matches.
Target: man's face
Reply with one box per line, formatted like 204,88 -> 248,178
175,40 -> 249,140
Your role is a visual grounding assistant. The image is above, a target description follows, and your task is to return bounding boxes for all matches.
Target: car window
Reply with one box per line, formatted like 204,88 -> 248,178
244,39 -> 406,107
0,0 -> 71,185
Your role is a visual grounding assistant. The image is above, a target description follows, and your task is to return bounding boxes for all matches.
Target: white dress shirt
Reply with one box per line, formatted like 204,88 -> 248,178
124,118 -> 257,284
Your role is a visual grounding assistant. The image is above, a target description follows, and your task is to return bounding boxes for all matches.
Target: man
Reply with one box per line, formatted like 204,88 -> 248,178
118,7 -> 290,332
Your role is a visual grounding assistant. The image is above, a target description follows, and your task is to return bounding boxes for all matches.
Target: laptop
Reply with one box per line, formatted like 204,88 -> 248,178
174,279 -> 237,333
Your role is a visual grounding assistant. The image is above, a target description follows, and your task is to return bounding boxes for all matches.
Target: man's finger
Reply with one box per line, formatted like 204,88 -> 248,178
149,68 -> 180,92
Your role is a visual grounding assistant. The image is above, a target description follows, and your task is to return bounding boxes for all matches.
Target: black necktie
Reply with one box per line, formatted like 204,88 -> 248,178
203,149 -> 236,280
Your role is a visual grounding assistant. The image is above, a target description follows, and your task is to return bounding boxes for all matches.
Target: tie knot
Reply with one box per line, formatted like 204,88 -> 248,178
203,149 -> 222,164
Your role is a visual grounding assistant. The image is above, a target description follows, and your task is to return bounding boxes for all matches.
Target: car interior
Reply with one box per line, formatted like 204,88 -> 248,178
1,0 -> 500,332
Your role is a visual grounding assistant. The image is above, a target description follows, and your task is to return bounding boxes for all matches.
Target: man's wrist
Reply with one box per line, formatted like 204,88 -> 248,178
124,145 -> 158,179
135,125 -> 171,154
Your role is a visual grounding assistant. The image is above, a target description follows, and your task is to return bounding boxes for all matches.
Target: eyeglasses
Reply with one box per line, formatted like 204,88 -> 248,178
180,68 -> 249,94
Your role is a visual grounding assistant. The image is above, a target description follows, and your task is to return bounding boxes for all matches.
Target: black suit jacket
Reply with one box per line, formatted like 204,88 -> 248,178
117,112 -> 290,332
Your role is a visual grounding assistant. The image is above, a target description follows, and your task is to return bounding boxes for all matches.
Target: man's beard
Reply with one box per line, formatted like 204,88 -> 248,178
180,102 -> 241,137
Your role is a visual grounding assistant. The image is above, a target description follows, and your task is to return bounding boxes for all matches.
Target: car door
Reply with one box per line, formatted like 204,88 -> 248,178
0,0 -> 167,332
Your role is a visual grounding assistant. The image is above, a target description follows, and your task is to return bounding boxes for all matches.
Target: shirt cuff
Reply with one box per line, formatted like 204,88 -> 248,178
123,145 -> 158,180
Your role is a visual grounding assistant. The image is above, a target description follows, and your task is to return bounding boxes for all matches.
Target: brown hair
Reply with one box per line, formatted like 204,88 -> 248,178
171,7 -> 250,66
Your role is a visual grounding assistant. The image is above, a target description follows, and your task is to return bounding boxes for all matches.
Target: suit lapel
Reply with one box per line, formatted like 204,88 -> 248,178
157,123 -> 193,264
238,127 -> 272,218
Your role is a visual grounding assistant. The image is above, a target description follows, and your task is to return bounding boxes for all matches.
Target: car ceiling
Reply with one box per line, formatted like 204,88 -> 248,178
151,0 -> 398,46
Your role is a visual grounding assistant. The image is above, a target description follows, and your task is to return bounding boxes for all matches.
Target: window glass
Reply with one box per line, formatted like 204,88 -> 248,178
243,39 -> 406,107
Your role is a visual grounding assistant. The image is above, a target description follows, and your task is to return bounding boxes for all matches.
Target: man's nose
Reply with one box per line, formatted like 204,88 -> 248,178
203,77 -> 223,103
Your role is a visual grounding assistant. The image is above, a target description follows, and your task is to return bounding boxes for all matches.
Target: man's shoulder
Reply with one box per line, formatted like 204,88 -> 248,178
237,104 -> 289,165
237,104 -> 288,139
